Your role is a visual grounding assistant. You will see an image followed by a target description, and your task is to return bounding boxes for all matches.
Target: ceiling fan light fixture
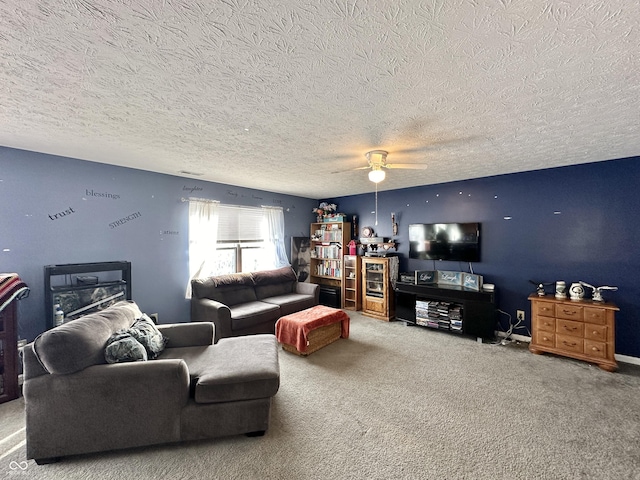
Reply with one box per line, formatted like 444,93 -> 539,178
368,168 -> 386,183
366,150 -> 388,183
365,150 -> 388,165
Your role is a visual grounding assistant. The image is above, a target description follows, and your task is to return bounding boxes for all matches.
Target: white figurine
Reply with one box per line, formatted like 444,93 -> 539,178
579,281 -> 618,302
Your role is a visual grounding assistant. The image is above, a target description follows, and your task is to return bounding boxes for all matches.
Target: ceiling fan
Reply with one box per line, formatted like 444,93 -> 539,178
335,149 -> 430,227
333,150 -> 430,183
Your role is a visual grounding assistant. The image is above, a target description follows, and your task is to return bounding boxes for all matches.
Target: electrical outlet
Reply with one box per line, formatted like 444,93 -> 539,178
516,310 -> 525,322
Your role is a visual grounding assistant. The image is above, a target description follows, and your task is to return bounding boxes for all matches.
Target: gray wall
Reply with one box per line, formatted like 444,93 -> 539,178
0,147 -> 317,341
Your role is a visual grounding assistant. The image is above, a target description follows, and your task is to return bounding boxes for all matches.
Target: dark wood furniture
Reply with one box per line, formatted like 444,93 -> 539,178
0,301 -> 19,403
395,282 -> 496,340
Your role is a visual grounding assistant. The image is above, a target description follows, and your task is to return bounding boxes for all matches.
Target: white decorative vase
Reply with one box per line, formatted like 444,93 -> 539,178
555,281 -> 567,299
569,282 -> 585,301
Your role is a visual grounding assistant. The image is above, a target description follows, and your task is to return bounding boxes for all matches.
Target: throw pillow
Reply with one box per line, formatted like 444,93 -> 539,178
104,331 -> 148,363
130,314 -> 168,359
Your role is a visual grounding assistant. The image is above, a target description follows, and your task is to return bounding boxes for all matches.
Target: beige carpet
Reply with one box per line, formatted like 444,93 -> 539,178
2,312 -> 639,479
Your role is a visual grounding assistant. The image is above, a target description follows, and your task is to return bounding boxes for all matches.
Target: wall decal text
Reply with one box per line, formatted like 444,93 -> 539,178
48,207 -> 76,221
85,189 -> 120,200
109,211 -> 142,229
183,185 -> 203,193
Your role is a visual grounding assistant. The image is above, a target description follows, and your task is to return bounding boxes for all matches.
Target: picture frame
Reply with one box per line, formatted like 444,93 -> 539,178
290,237 -> 311,282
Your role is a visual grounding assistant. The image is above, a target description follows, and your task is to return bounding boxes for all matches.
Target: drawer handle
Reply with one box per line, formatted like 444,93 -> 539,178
592,330 -> 600,336
542,336 -> 551,342
591,346 -> 601,352
562,341 -> 577,347
563,325 -> 577,332
561,309 -> 577,316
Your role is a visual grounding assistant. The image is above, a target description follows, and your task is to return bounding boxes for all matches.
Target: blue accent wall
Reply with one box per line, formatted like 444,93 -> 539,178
333,157 -> 640,358
0,147 -> 317,342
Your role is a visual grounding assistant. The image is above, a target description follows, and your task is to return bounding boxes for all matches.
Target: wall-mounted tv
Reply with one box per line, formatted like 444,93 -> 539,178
409,222 -> 481,262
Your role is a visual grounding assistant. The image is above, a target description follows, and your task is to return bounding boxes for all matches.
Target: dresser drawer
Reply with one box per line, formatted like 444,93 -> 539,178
537,316 -> 556,333
584,307 -> 607,325
584,340 -> 607,359
584,324 -> 607,342
555,304 -> 583,321
536,302 -> 555,318
556,334 -> 583,354
556,319 -> 584,338
534,330 -> 555,348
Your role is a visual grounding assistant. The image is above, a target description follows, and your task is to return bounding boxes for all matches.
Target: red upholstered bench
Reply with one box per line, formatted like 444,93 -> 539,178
275,305 -> 350,356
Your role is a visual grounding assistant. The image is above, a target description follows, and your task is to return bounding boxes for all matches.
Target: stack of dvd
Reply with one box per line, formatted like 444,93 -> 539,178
449,304 -> 463,333
414,301 -> 464,332
437,303 -> 450,330
425,301 -> 442,328
415,300 -> 430,326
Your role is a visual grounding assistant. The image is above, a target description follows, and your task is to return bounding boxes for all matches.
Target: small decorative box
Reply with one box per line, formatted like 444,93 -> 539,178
416,270 -> 437,284
399,272 -> 415,284
462,273 -> 483,291
437,271 -> 462,286
324,215 -> 346,222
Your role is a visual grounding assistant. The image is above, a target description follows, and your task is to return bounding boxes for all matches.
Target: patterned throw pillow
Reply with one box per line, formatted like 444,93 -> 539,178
104,331 -> 148,363
129,314 -> 168,359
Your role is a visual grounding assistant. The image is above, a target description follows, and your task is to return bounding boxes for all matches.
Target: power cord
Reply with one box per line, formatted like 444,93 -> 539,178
492,309 -> 531,346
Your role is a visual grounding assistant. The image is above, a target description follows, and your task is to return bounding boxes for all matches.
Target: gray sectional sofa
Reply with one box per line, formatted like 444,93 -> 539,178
191,266 -> 319,341
22,300 -> 280,464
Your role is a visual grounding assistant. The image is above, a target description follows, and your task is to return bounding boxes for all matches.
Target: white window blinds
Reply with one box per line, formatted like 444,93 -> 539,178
216,205 -> 265,241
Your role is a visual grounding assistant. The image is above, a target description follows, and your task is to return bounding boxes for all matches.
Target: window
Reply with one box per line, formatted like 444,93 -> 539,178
186,201 -> 289,297
214,205 -> 271,274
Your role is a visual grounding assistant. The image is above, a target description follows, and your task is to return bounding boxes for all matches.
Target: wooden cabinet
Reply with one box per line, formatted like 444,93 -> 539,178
0,301 -> 19,403
342,255 -> 361,311
310,222 -> 351,291
529,294 -> 618,372
361,257 -> 395,321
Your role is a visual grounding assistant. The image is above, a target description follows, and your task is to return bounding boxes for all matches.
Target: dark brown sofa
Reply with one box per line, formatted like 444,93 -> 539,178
190,266 -> 319,341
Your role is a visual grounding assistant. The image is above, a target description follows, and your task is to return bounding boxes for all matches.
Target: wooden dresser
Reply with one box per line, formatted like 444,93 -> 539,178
528,294 -> 618,372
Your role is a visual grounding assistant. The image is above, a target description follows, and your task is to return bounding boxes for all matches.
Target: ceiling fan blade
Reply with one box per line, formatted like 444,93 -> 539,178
384,163 -> 430,170
330,165 -> 370,174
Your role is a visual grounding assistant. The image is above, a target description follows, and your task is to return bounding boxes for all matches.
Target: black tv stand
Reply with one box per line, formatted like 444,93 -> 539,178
395,282 -> 496,340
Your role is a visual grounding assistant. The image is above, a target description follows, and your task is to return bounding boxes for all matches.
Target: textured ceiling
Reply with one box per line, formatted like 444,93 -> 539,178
1,1 -> 639,199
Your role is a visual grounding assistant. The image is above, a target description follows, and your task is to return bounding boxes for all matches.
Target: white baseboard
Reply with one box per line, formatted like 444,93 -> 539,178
615,353 -> 640,366
495,331 -> 531,343
495,331 -> 640,365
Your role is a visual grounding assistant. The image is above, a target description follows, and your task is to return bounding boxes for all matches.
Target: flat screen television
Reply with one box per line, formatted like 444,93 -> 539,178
409,222 -> 481,262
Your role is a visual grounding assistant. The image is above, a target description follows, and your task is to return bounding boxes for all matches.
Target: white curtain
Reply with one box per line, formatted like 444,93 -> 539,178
185,200 -> 219,298
264,206 -> 290,268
